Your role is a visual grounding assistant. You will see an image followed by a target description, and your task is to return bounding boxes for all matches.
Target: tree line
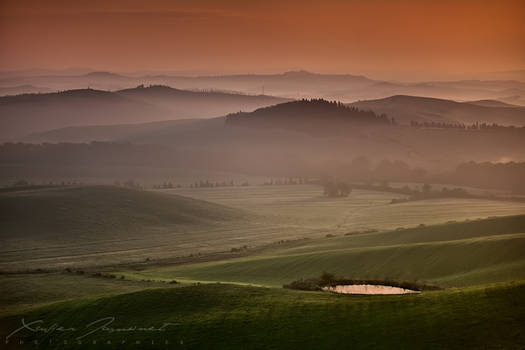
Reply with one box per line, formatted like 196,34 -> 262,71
410,120 -> 525,132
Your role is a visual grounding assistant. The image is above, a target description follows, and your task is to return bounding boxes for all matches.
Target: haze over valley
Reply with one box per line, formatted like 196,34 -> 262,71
1,0 -> 525,348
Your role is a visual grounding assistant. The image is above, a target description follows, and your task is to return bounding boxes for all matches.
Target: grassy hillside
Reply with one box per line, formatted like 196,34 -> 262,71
2,184 -> 524,272
1,282 -> 523,349
0,185 -> 245,240
0,272 -> 170,316
118,216 -> 525,288
0,186 -> 252,271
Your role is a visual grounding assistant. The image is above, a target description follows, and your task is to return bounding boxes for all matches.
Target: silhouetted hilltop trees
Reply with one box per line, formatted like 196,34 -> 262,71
410,120 -> 525,132
225,99 -> 395,135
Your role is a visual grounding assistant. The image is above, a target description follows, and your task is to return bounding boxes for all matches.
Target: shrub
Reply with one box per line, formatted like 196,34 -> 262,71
283,278 -> 322,291
320,272 -> 335,285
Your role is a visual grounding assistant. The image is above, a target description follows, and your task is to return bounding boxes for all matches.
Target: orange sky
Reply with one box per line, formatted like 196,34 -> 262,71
1,0 -> 524,80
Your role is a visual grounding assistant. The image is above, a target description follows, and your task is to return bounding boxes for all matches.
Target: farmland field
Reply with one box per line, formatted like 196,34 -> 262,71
1,185 -> 525,349
114,215 -> 525,288
2,185 -> 525,272
163,184 -> 525,233
4,5 -> 525,348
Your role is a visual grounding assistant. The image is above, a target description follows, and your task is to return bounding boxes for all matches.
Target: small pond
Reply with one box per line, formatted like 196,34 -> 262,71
323,284 -> 420,295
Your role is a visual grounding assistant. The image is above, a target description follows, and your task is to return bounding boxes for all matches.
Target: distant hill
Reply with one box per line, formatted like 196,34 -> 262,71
226,99 -> 394,134
464,99 -> 519,108
3,70 -> 525,103
0,86 -> 287,140
349,95 -> 525,126
25,119 -> 199,143
11,96 -> 525,178
143,71 -> 525,103
117,85 -> 287,118
0,84 -> 52,96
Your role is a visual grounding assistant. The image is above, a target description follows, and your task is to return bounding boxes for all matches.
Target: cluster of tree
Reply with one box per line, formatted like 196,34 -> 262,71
226,99 -> 396,135
323,181 -> 352,197
152,182 -> 182,189
114,179 -> 143,190
410,120 -> 525,132
190,180 -> 238,188
230,245 -> 248,253
10,179 -> 82,187
326,157 -> 525,196
390,185 -> 470,204
263,177 -> 309,185
0,180 -> 79,193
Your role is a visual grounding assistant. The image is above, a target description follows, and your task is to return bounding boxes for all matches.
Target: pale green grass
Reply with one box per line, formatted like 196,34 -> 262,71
165,184 -> 525,233
2,184 -> 524,273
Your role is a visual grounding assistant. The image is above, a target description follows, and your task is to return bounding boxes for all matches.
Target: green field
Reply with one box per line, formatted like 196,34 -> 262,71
0,272 -> 174,316
1,282 -> 524,349
1,185 -> 525,348
4,185 -> 524,272
0,186 -> 254,271
116,215 -> 525,288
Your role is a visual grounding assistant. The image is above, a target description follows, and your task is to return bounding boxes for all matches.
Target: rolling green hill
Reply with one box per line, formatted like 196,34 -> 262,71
0,185 -> 245,240
119,215 -> 525,288
1,282 -> 523,349
0,186 -> 251,271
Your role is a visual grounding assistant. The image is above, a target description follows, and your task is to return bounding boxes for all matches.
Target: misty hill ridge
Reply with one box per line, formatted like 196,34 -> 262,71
350,95 -> 525,125
226,99 -> 394,134
4,69 -> 525,104
465,99 -> 519,108
0,85 -> 284,102
0,85 -> 287,140
118,84 -> 283,100
84,71 -> 129,79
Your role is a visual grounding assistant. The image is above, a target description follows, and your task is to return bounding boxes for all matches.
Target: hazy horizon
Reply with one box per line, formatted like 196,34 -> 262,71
2,67 -> 525,83
1,0 -> 524,81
